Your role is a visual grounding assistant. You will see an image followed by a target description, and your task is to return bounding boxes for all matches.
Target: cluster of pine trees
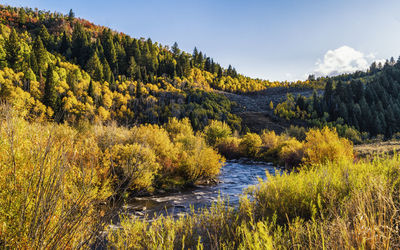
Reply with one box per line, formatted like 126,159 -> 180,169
276,60 -> 400,138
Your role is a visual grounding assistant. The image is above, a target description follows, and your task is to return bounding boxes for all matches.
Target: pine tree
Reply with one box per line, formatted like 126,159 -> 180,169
193,47 -> 199,66
217,67 -> 223,78
72,23 -> 90,65
68,9 -> 75,21
38,25 -> 51,48
0,42 -> 7,69
85,51 -> 103,81
127,56 -> 138,79
59,31 -> 71,55
181,54 -> 191,78
88,79 -> 95,99
204,57 -> 211,72
172,42 -> 180,55
42,64 -> 57,110
101,29 -> 117,74
5,28 -> 23,71
136,81 -> 142,98
33,36 -> 47,74
102,59 -> 113,83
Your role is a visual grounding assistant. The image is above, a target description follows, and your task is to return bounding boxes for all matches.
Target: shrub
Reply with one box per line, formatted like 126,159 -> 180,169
239,133 -> 262,158
178,137 -> 224,182
130,124 -> 178,172
173,127 -> 223,183
216,136 -> 242,159
105,143 -> 160,192
278,138 -> 304,167
203,120 -> 232,146
285,125 -> 307,141
342,126 -> 362,144
303,126 -> 353,165
164,117 -> 193,140
260,130 -> 281,150
0,111 -> 112,248
94,122 -> 131,150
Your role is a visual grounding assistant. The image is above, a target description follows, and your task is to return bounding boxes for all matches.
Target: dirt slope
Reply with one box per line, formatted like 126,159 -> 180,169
217,87 -> 321,133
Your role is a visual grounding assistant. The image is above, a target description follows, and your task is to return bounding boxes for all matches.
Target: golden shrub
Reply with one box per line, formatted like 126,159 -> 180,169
303,126 -> 353,165
239,133 -> 262,158
278,138 -> 304,167
216,136 -> 242,159
203,120 -> 232,146
130,124 -> 178,171
260,130 -> 281,150
105,143 -> 160,191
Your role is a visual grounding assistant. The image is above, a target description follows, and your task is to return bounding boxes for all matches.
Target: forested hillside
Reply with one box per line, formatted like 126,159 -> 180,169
274,59 -> 400,140
0,5 -> 324,133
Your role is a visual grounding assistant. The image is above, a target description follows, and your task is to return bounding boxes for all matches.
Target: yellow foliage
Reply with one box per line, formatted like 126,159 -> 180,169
203,120 -> 232,146
130,124 -> 178,171
0,110 -> 111,248
303,126 -> 354,165
239,132 -> 262,157
260,130 -> 281,150
105,143 -> 160,190
278,138 -> 304,167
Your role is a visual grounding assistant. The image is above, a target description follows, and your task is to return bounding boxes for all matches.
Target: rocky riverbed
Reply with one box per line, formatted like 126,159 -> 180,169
118,160 -> 280,220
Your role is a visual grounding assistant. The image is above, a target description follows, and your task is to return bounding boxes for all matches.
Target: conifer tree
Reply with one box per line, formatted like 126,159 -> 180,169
43,64 -> 57,110
86,52 -> 103,81
136,81 -> 142,98
88,79 -> 95,99
33,36 -> 47,74
127,56 -> 138,79
5,28 -> 23,71
38,25 -> 51,48
59,31 -> 71,55
101,29 -> 117,73
68,9 -> 75,21
172,42 -> 180,55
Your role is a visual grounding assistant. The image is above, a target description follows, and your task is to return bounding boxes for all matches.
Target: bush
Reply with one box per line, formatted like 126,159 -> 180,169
260,130 -> 281,150
165,117 -> 193,140
94,122 -> 131,150
342,126 -> 362,144
239,133 -> 262,158
105,143 -> 160,192
216,136 -> 242,159
130,124 -> 178,172
285,125 -> 307,141
203,120 -> 232,146
0,111 -> 112,248
303,126 -> 353,165
177,136 -> 224,182
278,138 -> 304,167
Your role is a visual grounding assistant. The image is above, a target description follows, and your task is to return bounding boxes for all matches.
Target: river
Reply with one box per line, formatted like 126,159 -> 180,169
119,160 -> 278,219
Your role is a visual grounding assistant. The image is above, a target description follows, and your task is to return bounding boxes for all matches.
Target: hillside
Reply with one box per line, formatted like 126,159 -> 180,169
273,62 -> 400,141
0,5 -> 325,134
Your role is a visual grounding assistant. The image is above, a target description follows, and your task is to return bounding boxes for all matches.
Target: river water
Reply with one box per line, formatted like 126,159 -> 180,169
120,160 -> 278,219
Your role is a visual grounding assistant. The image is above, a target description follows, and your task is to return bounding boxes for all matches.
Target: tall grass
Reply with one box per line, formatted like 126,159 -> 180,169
0,106 -> 113,248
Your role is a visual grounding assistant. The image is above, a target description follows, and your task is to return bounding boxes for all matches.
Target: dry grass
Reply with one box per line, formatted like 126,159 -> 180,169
355,140 -> 400,158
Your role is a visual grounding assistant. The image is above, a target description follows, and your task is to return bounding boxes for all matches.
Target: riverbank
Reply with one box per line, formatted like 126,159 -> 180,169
107,154 -> 400,249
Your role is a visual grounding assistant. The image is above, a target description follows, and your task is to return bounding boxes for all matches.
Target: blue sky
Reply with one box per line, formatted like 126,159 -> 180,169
3,0 -> 400,81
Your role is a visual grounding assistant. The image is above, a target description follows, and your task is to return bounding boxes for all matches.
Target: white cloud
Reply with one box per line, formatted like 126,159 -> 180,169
313,46 -> 381,77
